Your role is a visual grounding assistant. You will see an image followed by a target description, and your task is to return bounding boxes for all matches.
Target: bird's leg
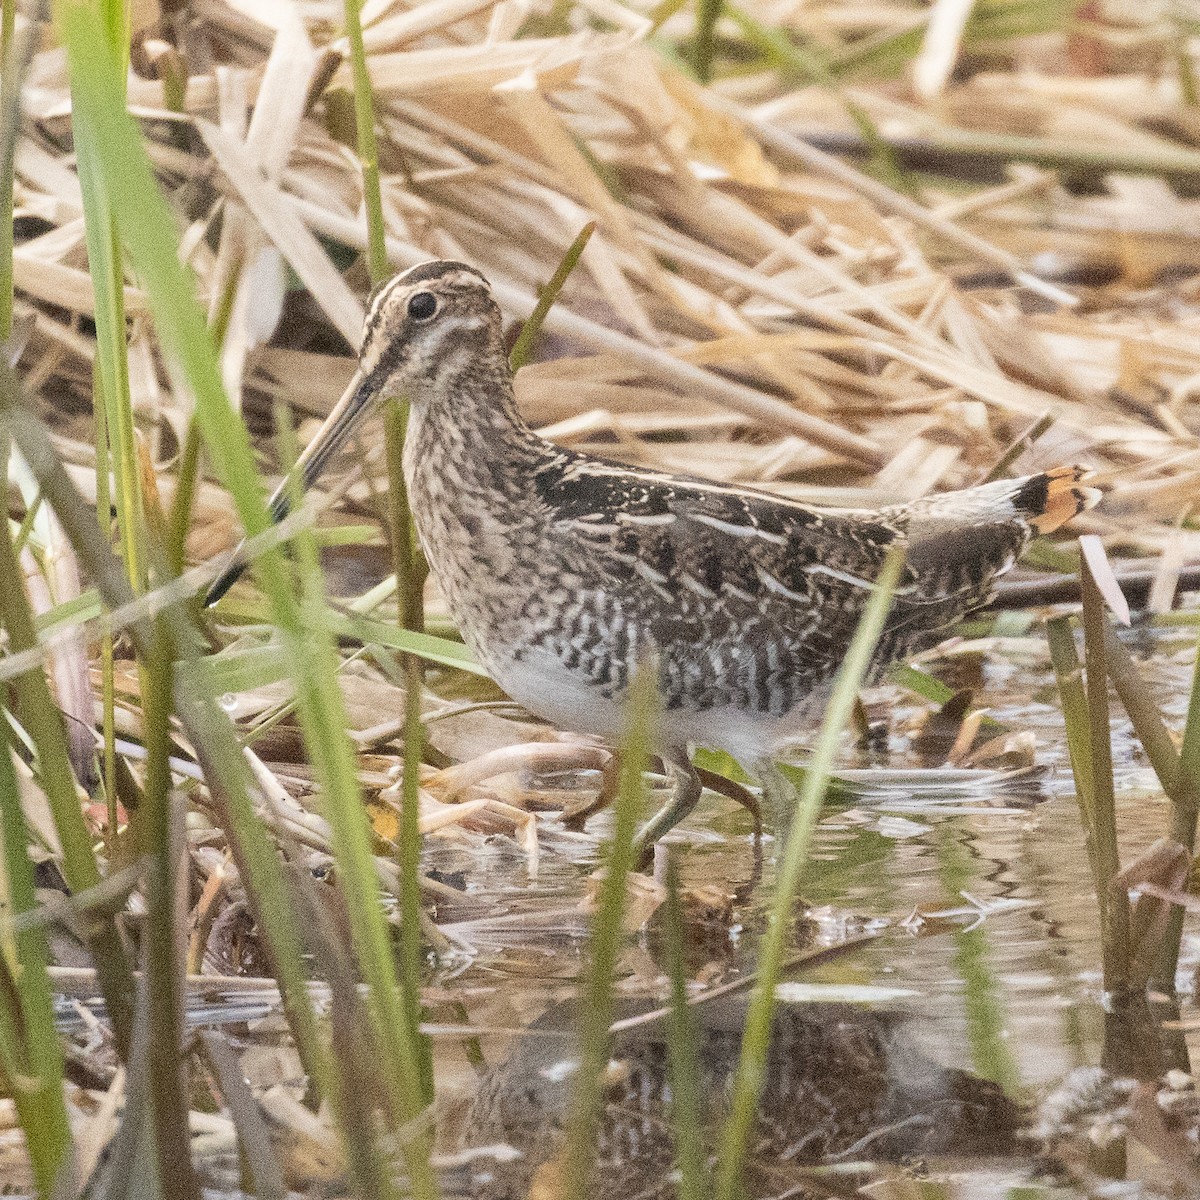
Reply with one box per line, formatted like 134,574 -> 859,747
756,758 -> 800,852
632,746 -> 703,871
694,766 -> 763,839
565,752 -> 761,839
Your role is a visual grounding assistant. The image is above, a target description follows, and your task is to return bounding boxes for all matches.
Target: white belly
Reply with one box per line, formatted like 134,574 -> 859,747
489,645 -> 798,766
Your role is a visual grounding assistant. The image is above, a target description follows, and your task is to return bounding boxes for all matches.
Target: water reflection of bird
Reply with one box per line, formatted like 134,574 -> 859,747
451,998 -> 1024,1199
206,261 -> 1098,860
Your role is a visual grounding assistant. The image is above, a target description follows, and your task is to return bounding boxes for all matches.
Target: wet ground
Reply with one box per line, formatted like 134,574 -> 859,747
421,618 -> 1200,1198
51,620 -> 1200,1197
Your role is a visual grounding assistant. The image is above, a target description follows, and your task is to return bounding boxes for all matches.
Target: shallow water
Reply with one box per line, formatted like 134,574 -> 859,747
427,619 -> 1200,1197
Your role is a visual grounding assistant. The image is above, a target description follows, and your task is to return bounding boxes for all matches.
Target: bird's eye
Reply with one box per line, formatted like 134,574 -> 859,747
408,292 -> 438,320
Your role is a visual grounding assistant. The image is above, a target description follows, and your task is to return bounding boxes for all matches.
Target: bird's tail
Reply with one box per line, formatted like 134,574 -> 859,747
1016,466 -> 1103,533
878,465 -> 1100,624
892,465 -> 1101,535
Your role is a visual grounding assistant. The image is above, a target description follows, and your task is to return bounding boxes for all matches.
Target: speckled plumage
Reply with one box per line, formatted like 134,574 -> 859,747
454,999 -> 1023,1199
207,260 -> 1099,845
376,263 -> 1095,757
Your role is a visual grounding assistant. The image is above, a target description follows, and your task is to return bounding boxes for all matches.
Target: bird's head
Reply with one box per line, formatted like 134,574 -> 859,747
300,260 -> 504,488
204,259 -> 503,605
358,260 -> 504,399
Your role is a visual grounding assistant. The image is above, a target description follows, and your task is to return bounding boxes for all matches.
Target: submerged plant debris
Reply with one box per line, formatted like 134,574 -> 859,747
3,0 -> 1200,1197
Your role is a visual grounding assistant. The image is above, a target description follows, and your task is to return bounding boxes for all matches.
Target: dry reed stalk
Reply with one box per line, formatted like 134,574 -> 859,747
4,1 -> 1200,1187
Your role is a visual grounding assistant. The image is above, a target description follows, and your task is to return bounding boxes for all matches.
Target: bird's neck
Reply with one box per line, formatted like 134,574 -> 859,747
402,358 -> 553,499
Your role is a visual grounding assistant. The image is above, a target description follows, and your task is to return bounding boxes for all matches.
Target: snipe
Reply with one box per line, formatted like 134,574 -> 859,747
207,260 -> 1099,858
455,997 -> 1023,1199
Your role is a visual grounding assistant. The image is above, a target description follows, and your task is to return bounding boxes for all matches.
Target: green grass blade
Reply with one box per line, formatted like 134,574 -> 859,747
0,741 -> 74,1196
0,533 -> 101,897
93,365 -> 120,851
0,324 -> 384,1197
648,0 -> 689,34
57,32 -> 432,1145
327,612 -> 488,674
723,2 -> 832,82
722,4 -> 910,189
0,500 -> 135,1056
398,648 -> 432,1100
380,417 -> 433,1114
1178,626 -> 1200,813
935,825 -> 1021,1091
1101,623 -> 1181,800
131,435 -> 203,1197
383,405 -> 427,629
828,0 -> 1070,80
561,665 -> 654,1200
71,106 -> 144,590
1047,615 -> 1096,822
60,5 -> 281,575
6,389 -> 420,1191
10,487 -> 43,556
662,858 -> 708,1200
343,0 -> 387,285
342,9 -> 431,1092
1079,554 -> 1130,996
1177,31 -> 1200,107
141,616 -> 202,1200
981,411 -> 1055,482
888,662 -> 954,705
714,544 -> 905,1200
509,223 -> 595,372
692,0 -> 721,82
1157,620 -> 1200,987
166,421 -> 201,578
278,409 -> 436,1197
0,3 -> 25,343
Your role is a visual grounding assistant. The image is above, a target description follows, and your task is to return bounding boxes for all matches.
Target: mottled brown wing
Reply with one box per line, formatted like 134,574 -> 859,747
540,462 -> 909,680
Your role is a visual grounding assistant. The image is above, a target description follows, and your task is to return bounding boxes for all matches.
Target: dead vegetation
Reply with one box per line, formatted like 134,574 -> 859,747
4,0 -> 1200,1195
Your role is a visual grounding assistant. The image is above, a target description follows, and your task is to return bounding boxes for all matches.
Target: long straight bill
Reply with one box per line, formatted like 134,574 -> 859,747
204,368 -> 379,605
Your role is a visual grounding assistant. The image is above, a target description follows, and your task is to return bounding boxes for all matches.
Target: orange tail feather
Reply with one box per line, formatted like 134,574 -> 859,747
1027,465 -> 1102,534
